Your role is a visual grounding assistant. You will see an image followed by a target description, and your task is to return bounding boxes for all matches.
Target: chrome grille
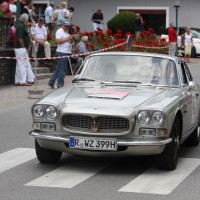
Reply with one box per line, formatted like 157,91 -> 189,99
62,114 -> 129,133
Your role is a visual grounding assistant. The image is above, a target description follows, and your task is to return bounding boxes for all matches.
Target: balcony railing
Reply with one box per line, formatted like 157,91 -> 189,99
0,17 -> 12,49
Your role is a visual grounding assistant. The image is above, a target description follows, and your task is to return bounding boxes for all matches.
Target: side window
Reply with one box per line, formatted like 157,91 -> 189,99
180,63 -> 188,84
180,62 -> 193,85
184,63 -> 193,81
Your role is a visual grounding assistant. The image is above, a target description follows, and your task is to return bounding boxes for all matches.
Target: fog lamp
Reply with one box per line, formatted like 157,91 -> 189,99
139,128 -> 156,136
41,123 -> 56,131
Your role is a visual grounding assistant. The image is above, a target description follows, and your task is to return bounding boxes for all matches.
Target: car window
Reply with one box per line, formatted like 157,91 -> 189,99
80,55 -> 179,86
180,62 -> 193,85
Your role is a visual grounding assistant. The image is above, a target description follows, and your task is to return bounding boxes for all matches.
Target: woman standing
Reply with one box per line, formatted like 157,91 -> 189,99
184,27 -> 193,63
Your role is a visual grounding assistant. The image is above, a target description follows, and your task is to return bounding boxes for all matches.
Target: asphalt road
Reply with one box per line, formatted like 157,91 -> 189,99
1,63 -> 200,200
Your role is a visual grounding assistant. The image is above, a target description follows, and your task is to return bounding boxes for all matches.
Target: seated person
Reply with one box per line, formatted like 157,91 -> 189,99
31,17 -> 51,58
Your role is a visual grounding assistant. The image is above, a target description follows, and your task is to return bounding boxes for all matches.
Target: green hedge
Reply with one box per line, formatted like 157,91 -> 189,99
107,12 -> 136,34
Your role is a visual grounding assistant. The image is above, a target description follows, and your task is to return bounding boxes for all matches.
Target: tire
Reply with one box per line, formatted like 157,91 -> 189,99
185,126 -> 200,146
156,118 -> 180,170
35,139 -> 62,164
191,47 -> 197,58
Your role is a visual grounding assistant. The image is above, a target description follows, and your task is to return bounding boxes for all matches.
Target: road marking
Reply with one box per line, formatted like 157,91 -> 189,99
0,148 -> 36,173
119,158 -> 200,195
25,160 -> 109,188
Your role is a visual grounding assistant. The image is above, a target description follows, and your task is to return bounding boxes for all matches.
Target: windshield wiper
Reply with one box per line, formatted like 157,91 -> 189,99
113,80 -> 142,84
73,78 -> 95,82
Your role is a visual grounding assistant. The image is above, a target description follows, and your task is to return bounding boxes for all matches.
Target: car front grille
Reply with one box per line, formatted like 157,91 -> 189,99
62,114 -> 129,133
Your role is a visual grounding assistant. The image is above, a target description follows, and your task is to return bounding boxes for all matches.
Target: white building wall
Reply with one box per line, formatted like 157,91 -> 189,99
34,0 -> 199,32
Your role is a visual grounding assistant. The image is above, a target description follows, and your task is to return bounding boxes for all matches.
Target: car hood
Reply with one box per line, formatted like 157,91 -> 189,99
64,84 -> 165,109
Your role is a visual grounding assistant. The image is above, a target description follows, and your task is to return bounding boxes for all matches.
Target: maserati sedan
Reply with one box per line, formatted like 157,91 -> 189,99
29,51 -> 200,170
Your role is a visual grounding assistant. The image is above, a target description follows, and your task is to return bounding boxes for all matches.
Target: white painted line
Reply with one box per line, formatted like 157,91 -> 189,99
0,148 -> 36,173
119,158 -> 200,195
25,160 -> 109,188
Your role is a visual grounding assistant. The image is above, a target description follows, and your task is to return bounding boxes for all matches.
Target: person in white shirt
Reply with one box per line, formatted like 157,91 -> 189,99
184,27 -> 193,63
44,1 -> 54,38
31,17 -> 51,58
48,21 -> 73,88
9,0 -> 17,19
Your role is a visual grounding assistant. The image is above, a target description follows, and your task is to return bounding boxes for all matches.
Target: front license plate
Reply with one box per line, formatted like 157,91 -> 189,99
69,137 -> 117,151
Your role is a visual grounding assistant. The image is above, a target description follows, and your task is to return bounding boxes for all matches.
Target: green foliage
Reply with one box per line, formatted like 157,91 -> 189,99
0,11 -> 5,17
107,12 -> 136,34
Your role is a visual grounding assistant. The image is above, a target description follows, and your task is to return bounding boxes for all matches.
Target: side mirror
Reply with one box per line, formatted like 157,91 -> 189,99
189,81 -> 195,90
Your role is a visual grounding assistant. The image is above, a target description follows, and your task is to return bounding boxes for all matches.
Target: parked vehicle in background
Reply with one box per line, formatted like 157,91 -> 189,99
161,28 -> 200,57
29,52 -> 200,171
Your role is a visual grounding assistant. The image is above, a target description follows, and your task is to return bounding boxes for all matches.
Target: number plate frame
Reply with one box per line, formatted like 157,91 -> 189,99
69,137 -> 117,151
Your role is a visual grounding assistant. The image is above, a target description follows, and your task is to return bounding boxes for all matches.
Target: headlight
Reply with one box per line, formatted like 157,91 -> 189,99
46,105 -> 58,119
151,111 -> 165,125
137,111 -> 150,124
32,105 -> 45,118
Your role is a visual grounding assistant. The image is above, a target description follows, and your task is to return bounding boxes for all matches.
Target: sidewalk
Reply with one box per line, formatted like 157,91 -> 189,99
0,75 -> 74,110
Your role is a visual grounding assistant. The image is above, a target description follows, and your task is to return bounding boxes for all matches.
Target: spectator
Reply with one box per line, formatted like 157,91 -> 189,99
74,36 -> 89,54
184,27 -> 193,63
52,5 -> 59,35
168,22 -> 177,56
48,21 -> 74,88
14,13 -> 34,86
44,1 -> 54,39
10,17 -> 17,45
21,1 -> 34,25
134,13 -> 143,39
31,17 -> 51,59
56,2 -> 69,26
91,8 -> 104,31
0,0 -> 12,18
9,0 -> 17,20
68,7 -> 74,23
29,4 -> 36,23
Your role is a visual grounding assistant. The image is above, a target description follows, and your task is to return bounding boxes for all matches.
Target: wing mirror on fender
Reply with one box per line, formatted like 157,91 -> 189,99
189,81 -> 195,90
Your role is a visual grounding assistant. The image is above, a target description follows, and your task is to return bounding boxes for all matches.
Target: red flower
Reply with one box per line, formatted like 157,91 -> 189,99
116,30 -> 122,34
107,29 -> 113,36
125,32 -> 131,37
75,26 -> 80,32
148,27 -> 154,32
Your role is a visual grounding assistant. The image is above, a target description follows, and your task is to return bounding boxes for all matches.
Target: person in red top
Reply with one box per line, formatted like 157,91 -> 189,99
0,0 -> 12,18
168,23 -> 177,56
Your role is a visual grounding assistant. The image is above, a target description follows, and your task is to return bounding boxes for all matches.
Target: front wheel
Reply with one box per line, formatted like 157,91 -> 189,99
35,139 -> 62,163
156,118 -> 180,170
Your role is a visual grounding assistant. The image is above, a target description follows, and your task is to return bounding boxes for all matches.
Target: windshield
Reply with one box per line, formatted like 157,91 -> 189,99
79,55 -> 179,86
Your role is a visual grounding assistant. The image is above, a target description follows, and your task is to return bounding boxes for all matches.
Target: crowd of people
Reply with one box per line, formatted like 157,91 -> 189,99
0,0 -> 194,87
0,0 -> 87,87
167,23 -> 193,63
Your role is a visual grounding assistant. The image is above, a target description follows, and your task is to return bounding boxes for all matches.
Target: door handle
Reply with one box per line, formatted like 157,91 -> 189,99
196,92 -> 199,96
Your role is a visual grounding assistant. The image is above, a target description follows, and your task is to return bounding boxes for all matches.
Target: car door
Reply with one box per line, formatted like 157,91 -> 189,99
180,62 -> 198,135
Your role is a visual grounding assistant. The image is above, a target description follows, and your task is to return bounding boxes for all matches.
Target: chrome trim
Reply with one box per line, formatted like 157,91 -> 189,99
29,131 -> 172,146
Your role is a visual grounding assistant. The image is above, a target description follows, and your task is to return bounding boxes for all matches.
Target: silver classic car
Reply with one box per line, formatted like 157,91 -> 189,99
30,52 -> 200,170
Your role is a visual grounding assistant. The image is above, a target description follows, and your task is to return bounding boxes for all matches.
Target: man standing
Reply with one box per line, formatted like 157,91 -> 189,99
168,23 -> 177,56
134,13 -> 143,39
91,8 -> 104,31
14,13 -> 34,86
48,21 -> 73,88
44,2 -> 54,39
31,17 -> 51,59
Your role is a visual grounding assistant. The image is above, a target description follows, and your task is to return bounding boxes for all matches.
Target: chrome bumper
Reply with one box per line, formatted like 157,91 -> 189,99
29,130 -> 172,146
